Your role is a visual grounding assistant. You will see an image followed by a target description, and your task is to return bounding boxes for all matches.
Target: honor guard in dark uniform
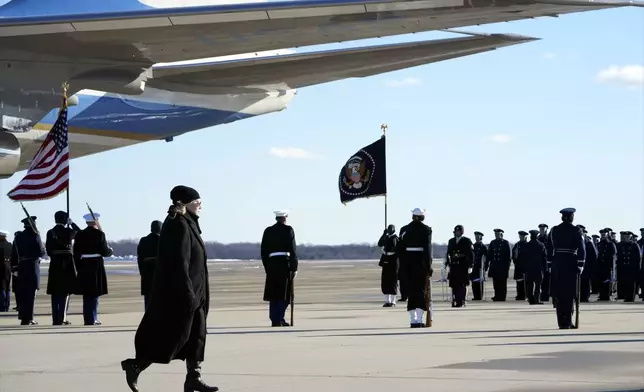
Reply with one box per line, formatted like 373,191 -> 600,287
377,224 -> 399,307
590,234 -> 601,294
470,231 -> 488,301
537,224 -> 553,302
11,216 -> 46,325
11,231 -> 20,311
638,229 -> 644,300
596,229 -> 617,301
0,230 -> 12,312
46,211 -> 81,325
137,221 -> 162,311
576,225 -> 597,302
398,208 -> 433,327
487,229 -> 512,301
74,212 -> 113,325
512,231 -> 528,301
548,208 -> 585,329
616,231 -> 641,302
445,225 -> 474,307
396,224 -> 409,302
609,230 -> 618,244
260,210 -> 298,327
523,230 -> 547,304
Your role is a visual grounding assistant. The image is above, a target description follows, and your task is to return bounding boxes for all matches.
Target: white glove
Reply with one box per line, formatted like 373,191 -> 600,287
67,218 -> 73,225
468,268 -> 473,274
293,271 -> 298,278
12,272 -> 18,277
578,266 -> 583,274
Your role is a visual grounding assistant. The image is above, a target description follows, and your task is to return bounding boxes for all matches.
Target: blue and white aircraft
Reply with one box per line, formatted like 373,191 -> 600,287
0,0 -> 641,178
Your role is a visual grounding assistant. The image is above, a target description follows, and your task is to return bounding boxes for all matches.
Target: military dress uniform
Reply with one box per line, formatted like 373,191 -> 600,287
73,213 -> 113,325
487,229 -> 512,301
590,234 -> 601,294
638,229 -> 644,299
511,231 -> 528,301
470,232 -> 488,301
46,211 -> 82,325
576,226 -> 597,302
0,230 -> 12,312
522,230 -> 547,304
596,230 -> 617,301
548,208 -> 585,329
537,224 -> 553,302
11,217 -> 46,325
616,232 -> 641,302
445,226 -> 474,307
137,221 -> 162,311
377,225 -> 399,307
396,224 -> 409,302
398,208 -> 433,327
260,210 -> 298,327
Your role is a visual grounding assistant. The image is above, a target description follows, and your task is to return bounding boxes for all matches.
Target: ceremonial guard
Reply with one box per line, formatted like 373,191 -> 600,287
487,229 -> 512,301
609,230 -> 618,244
548,208 -> 585,329
523,230 -> 547,304
122,186 -> 218,392
377,224 -> 398,307
74,212 -> 113,325
537,224 -> 552,302
396,225 -> 409,302
398,208 -> 433,327
11,231 -> 21,311
260,210 -> 298,327
46,211 -> 81,325
616,231 -> 641,302
445,225 -> 474,307
596,229 -> 617,301
11,216 -> 46,325
576,225 -> 597,302
0,230 -> 12,312
470,231 -> 488,301
638,228 -> 644,300
590,234 -> 601,295
137,220 -> 162,311
511,231 -> 528,301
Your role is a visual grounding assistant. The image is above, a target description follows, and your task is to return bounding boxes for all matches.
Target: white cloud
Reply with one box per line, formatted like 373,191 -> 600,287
487,134 -> 512,144
269,147 -> 320,159
596,65 -> 644,88
385,77 -> 422,87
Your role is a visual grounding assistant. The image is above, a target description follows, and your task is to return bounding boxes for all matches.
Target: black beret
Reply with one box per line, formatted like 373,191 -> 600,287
170,185 -> 200,204
518,231 -> 528,236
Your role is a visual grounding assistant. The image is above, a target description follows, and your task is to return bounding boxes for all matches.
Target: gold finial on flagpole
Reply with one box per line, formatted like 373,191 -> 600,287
381,123 -> 387,137
61,81 -> 69,99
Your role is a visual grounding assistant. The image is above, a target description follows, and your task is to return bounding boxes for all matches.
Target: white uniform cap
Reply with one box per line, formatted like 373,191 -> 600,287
273,210 -> 289,217
83,212 -> 100,222
0,230 -> 8,237
411,208 -> 426,216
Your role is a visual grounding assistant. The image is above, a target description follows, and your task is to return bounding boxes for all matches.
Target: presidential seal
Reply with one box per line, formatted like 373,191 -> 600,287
339,150 -> 376,198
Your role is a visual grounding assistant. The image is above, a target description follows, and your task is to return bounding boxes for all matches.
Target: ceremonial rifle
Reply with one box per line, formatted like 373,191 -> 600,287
19,202 -> 39,235
480,254 -> 486,300
425,268 -> 433,327
573,271 -> 580,329
86,203 -> 103,232
290,272 -> 295,326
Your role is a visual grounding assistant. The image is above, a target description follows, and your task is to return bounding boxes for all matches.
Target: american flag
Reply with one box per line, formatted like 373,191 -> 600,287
7,104 -> 70,201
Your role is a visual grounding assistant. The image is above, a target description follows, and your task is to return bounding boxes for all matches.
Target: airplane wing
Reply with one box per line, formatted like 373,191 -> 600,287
148,32 -> 538,94
1,0 -> 641,96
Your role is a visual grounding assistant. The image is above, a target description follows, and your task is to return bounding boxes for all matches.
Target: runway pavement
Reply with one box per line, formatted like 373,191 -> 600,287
1,260 -> 643,392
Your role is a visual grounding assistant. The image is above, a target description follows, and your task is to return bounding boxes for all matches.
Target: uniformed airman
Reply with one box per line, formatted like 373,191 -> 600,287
576,225 -> 597,303
11,216 -> 46,325
0,230 -> 12,312
512,231 -> 528,301
548,208 -> 585,329
523,230 -> 547,304
260,210 -> 298,327
590,234 -> 601,295
487,229 -> 512,301
398,208 -> 433,327
537,224 -> 552,303
446,225 -> 474,308
470,231 -> 488,301
73,212 -> 113,325
377,224 -> 399,307
616,231 -> 640,302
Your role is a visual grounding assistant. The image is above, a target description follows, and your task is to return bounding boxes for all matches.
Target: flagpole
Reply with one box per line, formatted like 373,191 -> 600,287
61,82 -> 70,227
380,123 -> 387,229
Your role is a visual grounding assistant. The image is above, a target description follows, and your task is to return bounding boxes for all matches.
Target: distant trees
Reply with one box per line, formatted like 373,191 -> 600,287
108,239 -> 450,260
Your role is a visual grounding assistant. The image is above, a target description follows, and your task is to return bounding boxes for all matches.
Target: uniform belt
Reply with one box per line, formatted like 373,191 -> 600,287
406,247 -> 423,251
80,253 -> 101,259
383,252 -> 396,256
50,250 -> 72,255
555,249 -> 577,255
269,252 -> 290,257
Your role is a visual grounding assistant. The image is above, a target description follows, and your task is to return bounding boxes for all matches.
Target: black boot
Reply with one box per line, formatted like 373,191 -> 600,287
121,358 -> 151,392
185,360 -> 218,392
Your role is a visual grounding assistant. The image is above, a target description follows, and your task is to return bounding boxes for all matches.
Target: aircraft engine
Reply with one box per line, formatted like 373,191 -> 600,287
0,131 -> 21,180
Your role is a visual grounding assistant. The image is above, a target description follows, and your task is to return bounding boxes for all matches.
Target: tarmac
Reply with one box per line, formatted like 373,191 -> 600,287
1,259 -> 643,392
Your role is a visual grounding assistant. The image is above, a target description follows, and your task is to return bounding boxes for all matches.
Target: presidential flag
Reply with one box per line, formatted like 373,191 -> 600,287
7,103 -> 70,201
338,135 -> 387,204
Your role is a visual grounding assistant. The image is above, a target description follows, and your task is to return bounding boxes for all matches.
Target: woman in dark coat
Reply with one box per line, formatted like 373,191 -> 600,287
121,185 -> 217,392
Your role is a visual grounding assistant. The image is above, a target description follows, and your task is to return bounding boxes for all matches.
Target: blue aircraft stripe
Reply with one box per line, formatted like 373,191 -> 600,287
38,94 -> 254,138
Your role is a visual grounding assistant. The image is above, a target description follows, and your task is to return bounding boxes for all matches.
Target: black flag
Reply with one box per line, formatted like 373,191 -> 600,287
338,136 -> 387,204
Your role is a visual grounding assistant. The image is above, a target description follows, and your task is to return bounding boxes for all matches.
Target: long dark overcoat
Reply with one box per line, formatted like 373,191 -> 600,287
134,211 -> 210,364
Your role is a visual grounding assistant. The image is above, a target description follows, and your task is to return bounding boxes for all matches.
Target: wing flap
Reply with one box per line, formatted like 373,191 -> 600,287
148,32 -> 538,93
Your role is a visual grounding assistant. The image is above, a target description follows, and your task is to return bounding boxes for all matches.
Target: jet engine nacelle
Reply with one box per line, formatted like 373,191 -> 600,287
0,132 -> 21,180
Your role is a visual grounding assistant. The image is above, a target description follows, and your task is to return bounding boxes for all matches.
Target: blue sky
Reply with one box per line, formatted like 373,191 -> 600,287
0,3 -> 642,245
